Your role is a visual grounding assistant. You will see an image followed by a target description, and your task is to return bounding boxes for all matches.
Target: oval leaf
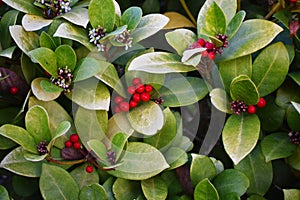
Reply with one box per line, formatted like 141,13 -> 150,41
31,78 -> 61,101
120,7 -> 142,31
194,178 -> 219,200
55,44 -> 77,70
3,0 -> 43,15
112,178 -> 142,200
163,12 -> 196,30
141,176 -> 168,200
210,88 -> 233,114
222,114 -> 260,165
22,14 -> 53,31
61,7 -> 89,28
70,164 -> 100,189
226,10 -> 246,38
79,183 -> 108,200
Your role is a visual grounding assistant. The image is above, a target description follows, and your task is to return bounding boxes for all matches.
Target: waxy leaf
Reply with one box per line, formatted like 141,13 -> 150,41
107,112 -> 134,138
9,25 -> 40,55
163,147 -> 188,170
141,176 -> 168,200
88,0 -> 115,32
0,147 -> 42,177
252,42 -> 289,97
40,164 -> 79,199
144,108 -> 177,150
71,164 -> 100,189
61,7 -> 89,28
217,19 -> 283,62
235,145 -> 273,196
190,154 -> 217,187
3,0 -> 43,15
210,88 -> 233,114
40,79 -> 63,93
226,11 -> 246,38
275,80 -> 300,109
79,183 -> 108,200
127,101 -> 164,136
75,107 -> 107,150
289,72 -> 300,86
131,14 -> 169,44
111,132 -> 128,162
165,29 -> 197,56
31,78 -> 61,101
74,58 -> 107,82
163,12 -> 196,30
261,132 -> 297,162
28,47 -> 57,77
108,142 -> 169,180
0,185 -> 10,200
222,114 -> 260,165
88,139 -> 110,166
67,78 -> 110,110
0,125 -> 37,154
128,52 -> 195,74
22,14 -> 52,31
212,169 -> 249,199
284,189 -> 300,200
230,75 -> 259,106
120,7 -> 142,31
112,178 -> 142,200
25,105 -> 51,144
39,31 -> 57,50
194,178 -> 219,200
55,44 -> 77,70
0,46 -> 17,59
0,10 -> 19,49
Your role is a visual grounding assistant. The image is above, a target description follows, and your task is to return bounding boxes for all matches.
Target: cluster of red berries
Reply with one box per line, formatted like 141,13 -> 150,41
196,34 -> 229,60
64,133 -> 81,149
114,78 -> 153,113
231,97 -> 266,115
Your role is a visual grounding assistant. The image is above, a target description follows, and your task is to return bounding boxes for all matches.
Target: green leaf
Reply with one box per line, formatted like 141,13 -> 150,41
131,14 -> 169,44
197,0 -> 237,36
287,105 -> 300,130
55,44 -> 77,70
22,14 -> 53,31
128,52 -> 195,74
210,88 -> 233,114
102,177 -> 115,200
163,147 -> 188,170
120,7 -> 142,31
67,78 -> 110,110
61,7 -> 89,28
108,142 -> 169,180
127,101 -> 164,136
212,169 -> 249,199
88,139 -> 110,165
230,75 -> 259,106
261,132 -> 297,162
226,10 -> 246,38
194,178 -> 219,200
3,0 -> 43,15
111,132 -> 128,162
235,145 -> 273,196
74,58 -> 105,82
222,114 -> 260,165
289,72 -> 300,86
141,176 -> 168,200
88,0 -> 115,32
75,107 -> 107,150
144,108 -> 177,150
28,47 -> 57,77
216,19 -> 283,62
40,164 -> 79,199
275,80 -> 300,109
201,2 -> 226,36
112,178 -> 142,200
9,25 -> 40,55
0,147 -> 42,177
0,125 -> 37,154
252,42 -> 289,96
31,78 -> 61,101
0,10 -> 19,49
39,31 -> 57,50
25,105 -> 52,144
40,79 -> 63,93
247,194 -> 266,200
0,185 -> 10,200
190,154 -> 217,187
287,148 -> 300,171
219,55 -> 252,93
21,53 -> 37,84
107,112 -> 134,137
79,183 -> 108,200
283,189 -> 300,200
70,164 -> 100,189
54,23 -> 95,51
165,29 -> 197,56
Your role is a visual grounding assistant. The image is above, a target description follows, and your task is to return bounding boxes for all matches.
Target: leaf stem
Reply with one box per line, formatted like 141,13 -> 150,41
264,2 -> 281,20
46,157 -> 86,165
179,0 -> 197,26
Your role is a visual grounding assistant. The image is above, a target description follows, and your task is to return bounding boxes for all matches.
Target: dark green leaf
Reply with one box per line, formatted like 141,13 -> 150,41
287,105 -> 300,130
40,164 -> 79,199
74,58 -> 105,82
21,53 -> 37,84
79,183 -> 108,200
40,79 -> 63,93
112,178 -> 142,200
0,185 -> 10,200
39,31 -> 57,50
71,164 -> 100,189
194,178 -> 219,200
275,80 -> 300,109
226,10 -> 246,38
55,44 -> 77,70
0,10 -> 19,49
289,72 -> 300,86
141,176 -> 168,200
120,7 -> 142,31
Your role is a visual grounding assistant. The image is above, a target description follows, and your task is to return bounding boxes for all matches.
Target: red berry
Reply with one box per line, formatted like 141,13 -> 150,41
9,86 -> 18,95
70,134 -> 79,143
114,105 -> 121,113
140,92 -> 151,102
247,105 -> 256,114
132,93 -> 141,102
290,0 -> 297,3
129,100 -> 138,108
197,38 -> 206,47
114,96 -> 123,104
135,84 -> 145,93
145,85 -> 153,93
119,101 -> 130,112
202,51 -> 208,57
208,52 -> 215,60
65,140 -> 72,148
127,86 -> 135,95
256,97 -> 266,108
86,165 -> 93,173
132,78 -> 141,85
205,42 -> 214,49
73,141 -> 81,149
